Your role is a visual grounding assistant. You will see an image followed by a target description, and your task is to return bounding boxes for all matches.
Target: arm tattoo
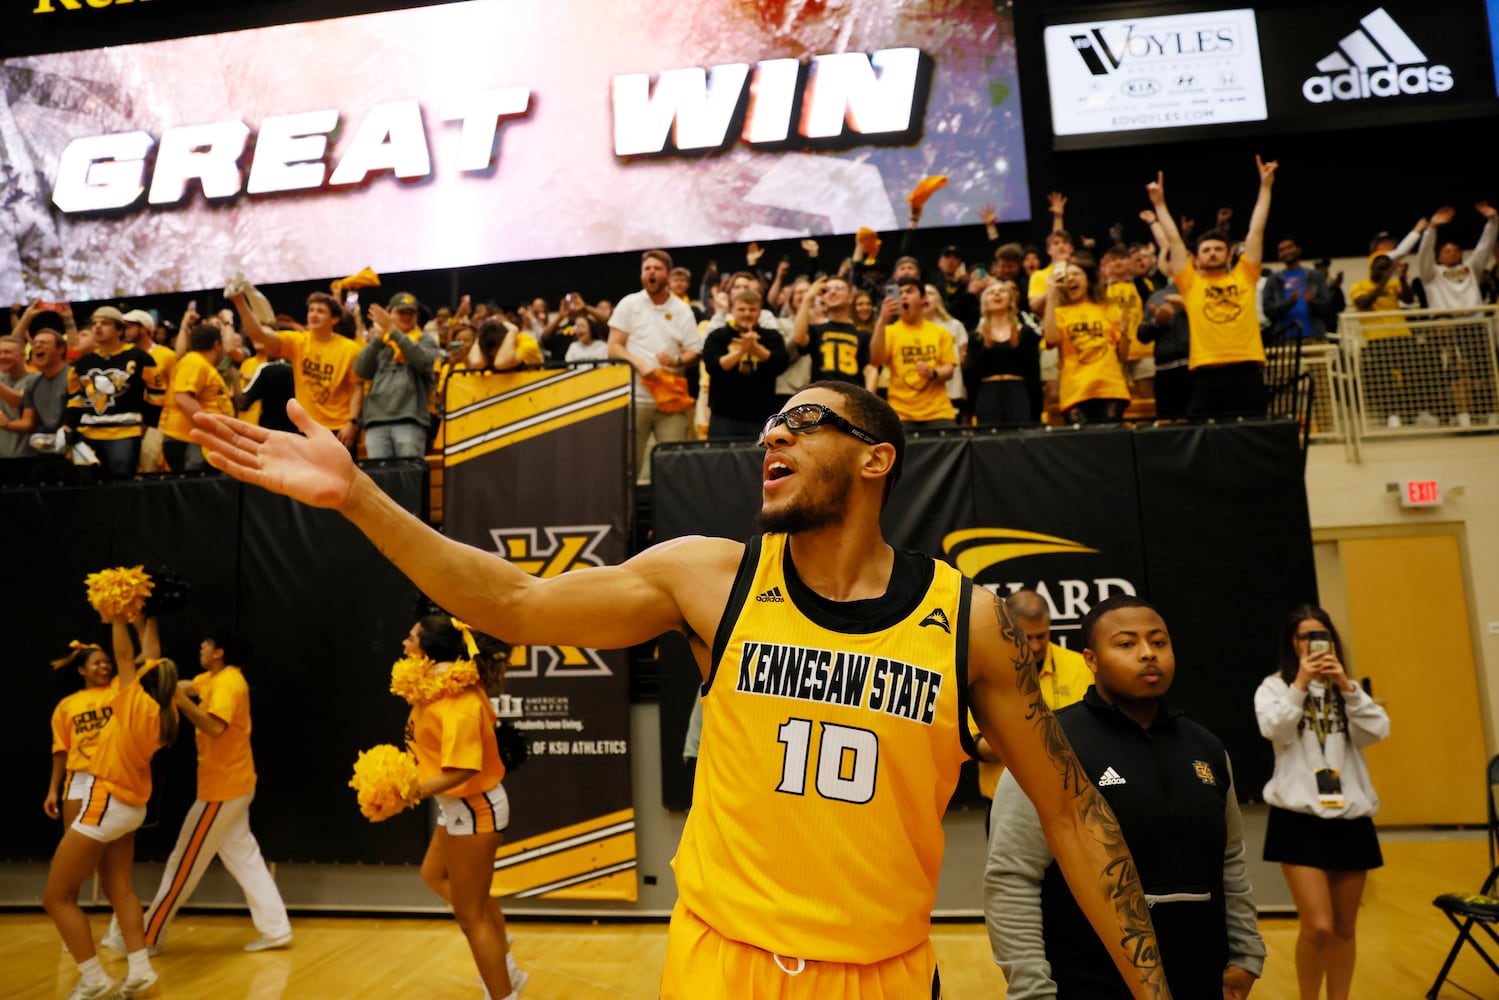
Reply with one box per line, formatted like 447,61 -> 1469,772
992,596 -> 1167,995
993,596 -> 1088,795
1086,783 -> 1164,986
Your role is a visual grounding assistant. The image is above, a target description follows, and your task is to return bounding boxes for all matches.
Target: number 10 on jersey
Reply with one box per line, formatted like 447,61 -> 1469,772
776,718 -> 879,804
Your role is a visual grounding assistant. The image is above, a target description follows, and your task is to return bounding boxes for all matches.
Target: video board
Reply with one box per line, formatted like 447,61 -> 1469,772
0,0 -> 1030,301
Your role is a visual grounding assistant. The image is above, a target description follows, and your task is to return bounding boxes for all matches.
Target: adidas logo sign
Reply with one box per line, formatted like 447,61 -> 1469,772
755,586 -> 785,603
1302,7 -> 1452,104
1097,767 -> 1127,787
919,608 -> 951,633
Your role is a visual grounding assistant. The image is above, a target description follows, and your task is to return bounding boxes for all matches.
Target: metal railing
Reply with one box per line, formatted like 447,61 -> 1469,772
1266,306 -> 1498,456
1337,305 -> 1499,442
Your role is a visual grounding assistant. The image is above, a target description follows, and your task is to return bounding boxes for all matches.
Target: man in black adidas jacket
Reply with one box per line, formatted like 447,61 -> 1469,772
984,595 -> 1266,999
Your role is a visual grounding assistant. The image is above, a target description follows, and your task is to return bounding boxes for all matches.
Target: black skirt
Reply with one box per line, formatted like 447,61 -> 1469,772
1263,805 -> 1384,871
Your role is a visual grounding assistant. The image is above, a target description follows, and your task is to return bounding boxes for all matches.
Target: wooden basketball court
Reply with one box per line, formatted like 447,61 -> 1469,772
4,838 -> 1491,998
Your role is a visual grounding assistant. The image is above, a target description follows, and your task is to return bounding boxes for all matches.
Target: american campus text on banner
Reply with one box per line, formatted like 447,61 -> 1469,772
441,363 -> 637,901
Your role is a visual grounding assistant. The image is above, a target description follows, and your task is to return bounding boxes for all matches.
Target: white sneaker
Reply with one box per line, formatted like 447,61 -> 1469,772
1416,410 -> 1440,427
244,931 -> 293,952
100,931 -> 159,957
1455,412 -> 1472,427
1385,414 -> 1401,428
116,968 -> 158,998
480,967 -> 528,999
64,979 -> 116,1000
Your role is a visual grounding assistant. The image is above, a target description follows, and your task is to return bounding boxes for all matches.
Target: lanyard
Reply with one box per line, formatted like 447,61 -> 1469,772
1306,684 -> 1337,757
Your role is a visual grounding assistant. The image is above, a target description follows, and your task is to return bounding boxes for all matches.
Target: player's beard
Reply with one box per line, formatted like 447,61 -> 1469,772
757,462 -> 854,535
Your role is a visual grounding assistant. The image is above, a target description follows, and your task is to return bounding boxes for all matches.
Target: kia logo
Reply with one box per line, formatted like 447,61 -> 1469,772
1122,78 -> 1160,97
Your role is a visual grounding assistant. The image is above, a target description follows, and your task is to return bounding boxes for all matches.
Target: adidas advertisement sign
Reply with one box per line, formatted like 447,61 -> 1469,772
1301,7 -> 1452,103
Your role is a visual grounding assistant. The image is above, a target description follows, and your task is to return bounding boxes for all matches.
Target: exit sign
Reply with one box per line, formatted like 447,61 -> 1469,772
1401,480 -> 1442,507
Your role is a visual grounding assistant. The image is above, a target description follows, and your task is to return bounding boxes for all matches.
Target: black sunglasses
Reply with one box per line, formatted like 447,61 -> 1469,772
759,403 -> 881,447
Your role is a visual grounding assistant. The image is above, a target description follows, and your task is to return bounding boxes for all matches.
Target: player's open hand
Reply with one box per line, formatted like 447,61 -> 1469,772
190,399 -> 358,511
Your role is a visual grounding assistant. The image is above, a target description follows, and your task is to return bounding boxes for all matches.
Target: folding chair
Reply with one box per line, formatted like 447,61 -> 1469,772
1428,754 -> 1499,999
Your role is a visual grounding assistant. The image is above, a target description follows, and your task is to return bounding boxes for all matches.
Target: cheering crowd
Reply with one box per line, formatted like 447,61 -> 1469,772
5,157 -> 1497,478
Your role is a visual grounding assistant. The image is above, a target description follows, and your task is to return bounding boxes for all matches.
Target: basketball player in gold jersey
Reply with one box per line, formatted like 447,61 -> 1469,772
191,383 -> 1170,1000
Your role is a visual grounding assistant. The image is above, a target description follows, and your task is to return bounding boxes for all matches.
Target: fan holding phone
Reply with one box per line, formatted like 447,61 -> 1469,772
1254,606 -> 1390,1000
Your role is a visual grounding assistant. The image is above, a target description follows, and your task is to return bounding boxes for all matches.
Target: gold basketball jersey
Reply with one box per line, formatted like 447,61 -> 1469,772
673,533 -> 974,964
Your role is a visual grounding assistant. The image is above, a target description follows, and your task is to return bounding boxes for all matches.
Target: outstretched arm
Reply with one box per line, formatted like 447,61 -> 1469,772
231,292 -> 281,358
1042,276 -> 1062,347
1390,219 -> 1426,261
1145,173 -> 1187,279
1048,191 -> 1068,234
1241,156 -> 1277,267
969,589 -> 1168,999
190,401 -> 739,659
139,617 -> 161,661
1472,202 -> 1498,273
111,620 -> 139,688
793,276 -> 824,348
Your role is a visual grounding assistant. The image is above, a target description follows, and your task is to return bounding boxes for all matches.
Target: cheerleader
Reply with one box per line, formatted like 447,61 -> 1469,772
396,615 -> 522,999
45,642 -> 117,830
42,617 -> 178,1000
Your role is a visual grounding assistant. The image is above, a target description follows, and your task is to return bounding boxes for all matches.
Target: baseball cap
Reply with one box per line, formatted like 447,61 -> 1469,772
939,244 -> 962,256
91,306 -> 126,324
121,309 -> 156,332
388,292 -> 419,311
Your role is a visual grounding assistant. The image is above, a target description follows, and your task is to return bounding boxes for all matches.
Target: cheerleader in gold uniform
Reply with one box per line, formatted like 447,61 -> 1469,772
393,616 -> 521,1000
43,617 -> 178,1000
45,642 -> 117,829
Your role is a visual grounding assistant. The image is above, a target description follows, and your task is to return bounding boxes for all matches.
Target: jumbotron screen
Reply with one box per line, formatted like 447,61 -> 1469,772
0,0 -> 1029,302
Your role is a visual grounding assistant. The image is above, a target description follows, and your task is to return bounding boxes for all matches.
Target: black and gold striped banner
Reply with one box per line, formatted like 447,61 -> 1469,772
442,365 -> 631,467
492,808 -> 637,899
442,362 -> 637,901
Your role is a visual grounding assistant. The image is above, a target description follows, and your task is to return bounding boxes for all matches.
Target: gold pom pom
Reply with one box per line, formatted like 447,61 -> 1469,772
389,654 -> 480,706
84,566 -> 154,622
349,744 -> 420,822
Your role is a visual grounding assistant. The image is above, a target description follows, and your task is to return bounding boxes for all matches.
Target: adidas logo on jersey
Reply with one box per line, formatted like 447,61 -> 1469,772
1097,766 -> 1127,787
1301,7 -> 1452,104
918,608 -> 951,633
755,586 -> 785,603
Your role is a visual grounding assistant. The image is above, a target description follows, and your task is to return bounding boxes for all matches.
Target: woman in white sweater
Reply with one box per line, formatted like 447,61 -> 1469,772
1254,606 -> 1390,1000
